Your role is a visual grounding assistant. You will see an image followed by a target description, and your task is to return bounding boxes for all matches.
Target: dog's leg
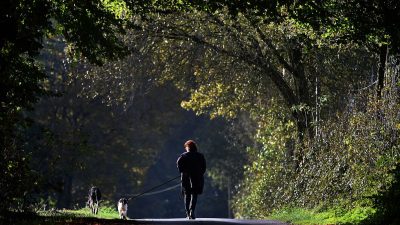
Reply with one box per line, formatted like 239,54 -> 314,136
95,202 -> 98,215
90,200 -> 95,215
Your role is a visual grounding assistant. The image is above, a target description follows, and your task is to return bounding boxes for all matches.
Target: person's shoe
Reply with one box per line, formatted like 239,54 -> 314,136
189,210 -> 196,220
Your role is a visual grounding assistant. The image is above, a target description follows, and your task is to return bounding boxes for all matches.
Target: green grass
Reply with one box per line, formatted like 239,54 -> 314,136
269,206 -> 376,225
37,205 -> 120,219
1,206 -> 120,225
62,206 -> 120,219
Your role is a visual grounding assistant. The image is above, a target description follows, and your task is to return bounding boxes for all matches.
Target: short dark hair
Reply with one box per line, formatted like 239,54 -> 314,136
184,140 -> 197,152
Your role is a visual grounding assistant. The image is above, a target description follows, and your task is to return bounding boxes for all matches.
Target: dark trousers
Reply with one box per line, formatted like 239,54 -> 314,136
184,193 -> 198,214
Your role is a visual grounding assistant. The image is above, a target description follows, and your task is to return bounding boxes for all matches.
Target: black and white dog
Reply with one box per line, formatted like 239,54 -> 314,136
88,186 -> 101,215
118,198 -> 129,220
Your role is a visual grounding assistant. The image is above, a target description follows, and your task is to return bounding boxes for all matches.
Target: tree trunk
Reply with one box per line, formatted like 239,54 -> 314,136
263,61 -> 311,170
289,46 -> 314,170
291,46 -> 314,140
377,45 -> 388,99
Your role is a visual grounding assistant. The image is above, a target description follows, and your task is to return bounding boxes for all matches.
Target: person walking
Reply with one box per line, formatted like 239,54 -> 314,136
176,140 -> 206,219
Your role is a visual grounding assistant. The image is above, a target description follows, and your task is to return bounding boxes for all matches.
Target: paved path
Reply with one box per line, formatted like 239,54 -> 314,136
129,218 -> 288,225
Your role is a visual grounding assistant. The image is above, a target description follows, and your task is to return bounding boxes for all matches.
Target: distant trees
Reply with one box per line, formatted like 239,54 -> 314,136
25,35 -> 188,209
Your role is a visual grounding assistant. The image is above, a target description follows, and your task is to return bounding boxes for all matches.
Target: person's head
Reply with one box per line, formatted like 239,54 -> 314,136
184,140 -> 197,152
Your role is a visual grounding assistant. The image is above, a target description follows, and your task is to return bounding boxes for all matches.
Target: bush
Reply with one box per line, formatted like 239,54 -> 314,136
270,205 -> 375,225
0,135 -> 36,215
365,162 -> 400,225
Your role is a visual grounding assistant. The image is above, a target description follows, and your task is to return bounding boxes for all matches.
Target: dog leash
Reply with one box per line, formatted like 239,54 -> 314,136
124,183 -> 181,197
127,175 -> 181,201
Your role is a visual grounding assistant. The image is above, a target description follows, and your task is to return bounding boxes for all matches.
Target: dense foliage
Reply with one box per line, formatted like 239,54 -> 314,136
0,0 -> 129,213
234,78 -> 400,218
123,1 -> 400,222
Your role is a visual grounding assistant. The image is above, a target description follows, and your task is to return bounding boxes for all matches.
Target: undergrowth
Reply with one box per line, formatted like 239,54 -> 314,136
269,206 -> 376,225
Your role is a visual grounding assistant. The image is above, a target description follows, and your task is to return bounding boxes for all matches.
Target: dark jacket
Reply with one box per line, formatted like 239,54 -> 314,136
177,151 -> 206,194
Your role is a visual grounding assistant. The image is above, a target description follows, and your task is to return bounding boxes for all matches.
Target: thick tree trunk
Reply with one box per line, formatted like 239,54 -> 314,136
264,64 -> 311,170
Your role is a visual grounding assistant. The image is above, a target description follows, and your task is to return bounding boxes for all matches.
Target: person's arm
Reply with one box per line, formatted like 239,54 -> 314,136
177,154 -> 185,173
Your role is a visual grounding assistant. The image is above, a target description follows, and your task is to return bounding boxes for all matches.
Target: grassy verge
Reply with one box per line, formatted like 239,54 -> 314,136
0,206 -> 121,225
269,206 -> 376,225
49,206 -> 120,219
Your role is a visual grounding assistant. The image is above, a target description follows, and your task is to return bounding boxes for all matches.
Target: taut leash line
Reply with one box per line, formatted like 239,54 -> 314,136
127,175 -> 181,201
